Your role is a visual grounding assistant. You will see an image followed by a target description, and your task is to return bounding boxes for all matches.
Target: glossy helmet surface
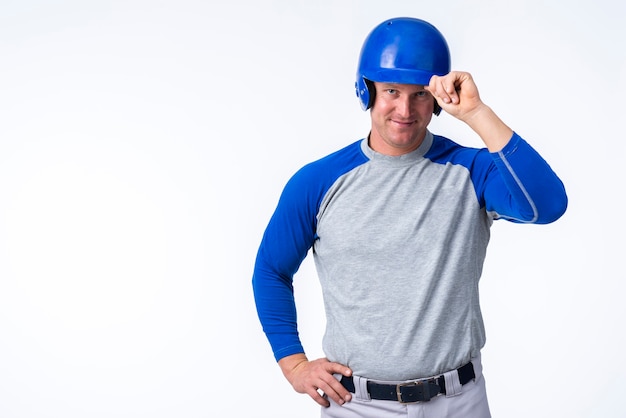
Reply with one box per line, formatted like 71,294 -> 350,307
355,17 -> 451,112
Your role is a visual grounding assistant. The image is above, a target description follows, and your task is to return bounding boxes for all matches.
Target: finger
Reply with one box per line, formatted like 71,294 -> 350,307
428,75 -> 453,104
447,87 -> 460,104
426,75 -> 441,96
328,378 -> 352,404
441,76 -> 461,104
322,365 -> 353,403
326,361 -> 352,376
318,379 -> 351,406
307,387 -> 330,407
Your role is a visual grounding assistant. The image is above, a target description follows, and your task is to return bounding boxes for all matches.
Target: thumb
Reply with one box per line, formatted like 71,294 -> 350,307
326,360 -> 352,377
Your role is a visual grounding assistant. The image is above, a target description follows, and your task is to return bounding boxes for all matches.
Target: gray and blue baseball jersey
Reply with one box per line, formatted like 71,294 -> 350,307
252,131 -> 567,380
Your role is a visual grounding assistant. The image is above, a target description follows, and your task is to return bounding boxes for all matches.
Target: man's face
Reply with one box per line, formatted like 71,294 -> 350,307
368,82 -> 435,156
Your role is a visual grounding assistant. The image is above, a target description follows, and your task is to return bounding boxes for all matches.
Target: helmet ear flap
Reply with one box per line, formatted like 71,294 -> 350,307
356,78 -> 375,111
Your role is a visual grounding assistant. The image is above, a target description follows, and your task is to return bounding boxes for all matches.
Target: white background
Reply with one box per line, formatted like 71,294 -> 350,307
0,1 -> 624,417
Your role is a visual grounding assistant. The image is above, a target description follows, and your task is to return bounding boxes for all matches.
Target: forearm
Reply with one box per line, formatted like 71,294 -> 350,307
462,103 -> 513,152
485,133 -> 568,224
252,249 -> 306,360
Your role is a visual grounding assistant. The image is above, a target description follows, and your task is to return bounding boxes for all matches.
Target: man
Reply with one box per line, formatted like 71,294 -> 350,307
252,17 -> 567,417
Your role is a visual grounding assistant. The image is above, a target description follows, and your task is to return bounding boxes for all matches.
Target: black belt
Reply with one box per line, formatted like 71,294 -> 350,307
340,362 -> 475,403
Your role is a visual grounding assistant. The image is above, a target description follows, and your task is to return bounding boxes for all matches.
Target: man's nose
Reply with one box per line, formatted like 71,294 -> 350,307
396,97 -> 412,117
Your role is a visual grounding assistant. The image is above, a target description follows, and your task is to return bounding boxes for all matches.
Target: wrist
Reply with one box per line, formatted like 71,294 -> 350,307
278,353 -> 308,379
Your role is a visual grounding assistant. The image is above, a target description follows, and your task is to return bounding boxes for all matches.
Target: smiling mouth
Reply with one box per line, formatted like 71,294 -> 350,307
391,119 -> 415,127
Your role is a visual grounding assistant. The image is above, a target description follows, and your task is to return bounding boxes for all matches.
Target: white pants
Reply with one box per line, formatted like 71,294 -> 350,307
321,355 -> 491,418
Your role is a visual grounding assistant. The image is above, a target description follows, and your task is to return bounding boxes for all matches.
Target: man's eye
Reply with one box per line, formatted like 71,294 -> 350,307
386,89 -> 397,95
416,91 -> 427,97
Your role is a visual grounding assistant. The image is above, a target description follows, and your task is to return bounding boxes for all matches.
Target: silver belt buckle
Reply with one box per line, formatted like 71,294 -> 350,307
396,377 -> 441,403
396,380 -> 431,403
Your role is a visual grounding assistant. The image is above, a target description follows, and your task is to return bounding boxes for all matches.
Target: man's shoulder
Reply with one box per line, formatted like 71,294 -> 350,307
427,134 -> 490,166
296,139 -> 368,178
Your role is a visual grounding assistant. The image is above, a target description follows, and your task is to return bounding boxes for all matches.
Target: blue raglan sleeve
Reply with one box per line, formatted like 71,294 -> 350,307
252,140 -> 368,362
478,132 -> 568,223
251,164 -> 322,361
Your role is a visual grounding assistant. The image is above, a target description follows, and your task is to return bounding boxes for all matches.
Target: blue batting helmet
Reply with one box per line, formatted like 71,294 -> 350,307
355,17 -> 451,112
